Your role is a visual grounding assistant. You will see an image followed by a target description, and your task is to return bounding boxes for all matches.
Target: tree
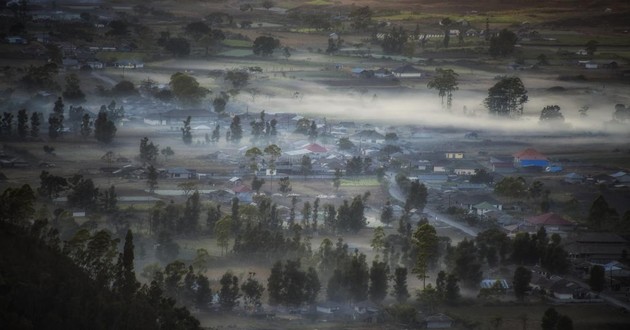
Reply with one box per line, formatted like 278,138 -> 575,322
185,21 -> 210,41
211,124 -> 221,142
470,169 -> 493,184
241,273 -> 264,310
540,105 -> 564,122
371,226 -> 386,253
267,261 -> 283,306
495,176 -> 527,198
369,259 -> 389,303
392,266 -> 410,303
253,36 -> 280,56
48,97 -> 65,139
278,177 -> 292,195
30,112 -> 40,138
213,96 -> 227,114
427,68 -> 459,110
513,266 -> 531,301
337,137 -> 355,150
349,6 -> 372,31
300,155 -> 313,177
587,195 -> 618,230
219,271 -> 241,311
485,76 -> 528,117
161,147 -> 174,162
445,273 -> 460,304
181,116 -> 193,145
14,109 -> 27,139
94,111 -> 117,144
405,180 -> 428,212
382,26 -> 408,54
140,137 -> 159,163
38,170 -> 68,199
163,38 -> 191,57
588,265 -> 605,293
451,239 -> 482,289
541,308 -> 560,330
80,113 -> 92,137
0,184 -> 36,224
62,73 -> 86,104
413,223 -> 439,288
116,229 -> 139,298
585,40 -> 598,57
215,216 -> 231,256
489,29 -> 518,57
381,200 -> 394,227
169,72 -> 209,105
333,168 -> 342,192
111,80 -> 138,96
251,176 -> 265,193
67,175 -> 99,210
556,315 -> 573,330
225,70 -> 249,89
229,115 -> 243,143
147,165 -> 158,192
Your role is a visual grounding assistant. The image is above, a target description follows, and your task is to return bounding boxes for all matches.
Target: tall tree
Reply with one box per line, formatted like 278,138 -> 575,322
484,77 -> 528,117
588,265 -> 605,293
62,73 -> 86,104
147,165 -> 158,192
427,68 -> 459,110
140,137 -> 159,163
369,259 -> 389,303
219,271 -> 241,311
229,115 -> 243,143
94,111 -> 117,143
412,223 -> 439,288
80,113 -> 92,137
241,273 -> 265,310
513,266 -> 531,301
392,266 -> 410,303
17,109 -> 28,139
30,112 -> 40,138
181,116 -> 193,145
48,97 -> 65,139
541,308 -> 560,330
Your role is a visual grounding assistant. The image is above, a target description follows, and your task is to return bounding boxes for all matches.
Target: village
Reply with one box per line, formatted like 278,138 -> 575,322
1,0 -> 630,329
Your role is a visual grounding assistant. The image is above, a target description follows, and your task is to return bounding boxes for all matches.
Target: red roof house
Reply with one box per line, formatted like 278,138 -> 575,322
513,148 -> 549,168
526,213 -> 575,230
305,143 -> 328,153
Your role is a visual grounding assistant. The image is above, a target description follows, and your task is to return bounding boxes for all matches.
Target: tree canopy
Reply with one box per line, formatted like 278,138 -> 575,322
484,76 -> 528,117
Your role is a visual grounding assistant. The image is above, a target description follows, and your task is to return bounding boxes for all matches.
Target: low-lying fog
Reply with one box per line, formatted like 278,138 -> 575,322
244,78 -> 628,136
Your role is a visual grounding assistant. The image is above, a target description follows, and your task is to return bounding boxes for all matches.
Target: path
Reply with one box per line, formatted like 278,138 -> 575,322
91,71 -> 117,87
386,172 -> 479,237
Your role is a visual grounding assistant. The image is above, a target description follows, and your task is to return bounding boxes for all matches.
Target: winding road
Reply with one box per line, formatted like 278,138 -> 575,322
386,172 -> 479,237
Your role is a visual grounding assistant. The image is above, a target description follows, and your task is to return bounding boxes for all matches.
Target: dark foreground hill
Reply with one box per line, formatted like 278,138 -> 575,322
0,221 -> 200,330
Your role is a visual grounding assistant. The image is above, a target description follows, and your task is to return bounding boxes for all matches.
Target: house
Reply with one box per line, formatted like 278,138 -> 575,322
563,172 -> 585,184
473,201 -> 500,216
6,36 -> 27,44
144,109 -> 215,126
425,313 -> 454,329
166,167 -> 196,179
565,232 -> 630,263
445,151 -> 464,159
513,148 -> 549,168
316,302 -> 342,314
115,59 -> 144,69
489,156 -> 516,173
452,161 -> 479,175
392,64 -> 423,78
231,184 -> 253,203
611,171 -> 630,184
525,213 -> 576,232
453,193 -> 502,212
480,279 -> 510,290
85,60 -> 104,69
62,58 -> 80,70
